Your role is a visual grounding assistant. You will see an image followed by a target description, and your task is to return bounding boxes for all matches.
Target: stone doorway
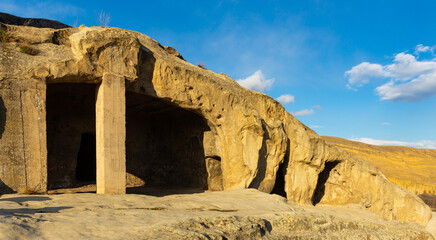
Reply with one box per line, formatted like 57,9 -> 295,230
46,83 -> 97,190
125,91 -> 210,194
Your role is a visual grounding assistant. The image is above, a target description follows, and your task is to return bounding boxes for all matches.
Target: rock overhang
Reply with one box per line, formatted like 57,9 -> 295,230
0,18 -> 432,226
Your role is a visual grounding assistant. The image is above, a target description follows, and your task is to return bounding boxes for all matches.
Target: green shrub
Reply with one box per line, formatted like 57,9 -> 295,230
18,44 -> 38,55
23,188 -> 37,195
0,29 -> 10,42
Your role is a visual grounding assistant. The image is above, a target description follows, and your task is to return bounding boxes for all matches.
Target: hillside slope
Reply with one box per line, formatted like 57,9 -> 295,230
322,136 -> 436,195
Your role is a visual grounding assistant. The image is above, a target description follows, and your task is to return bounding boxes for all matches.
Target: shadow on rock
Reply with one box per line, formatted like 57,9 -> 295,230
0,196 -> 52,205
0,206 -> 73,218
0,179 -> 15,194
419,193 -> 436,211
0,196 -> 72,217
127,186 -> 205,197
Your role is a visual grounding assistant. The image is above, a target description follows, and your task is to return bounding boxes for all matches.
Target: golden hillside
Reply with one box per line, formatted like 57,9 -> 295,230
322,136 -> 436,195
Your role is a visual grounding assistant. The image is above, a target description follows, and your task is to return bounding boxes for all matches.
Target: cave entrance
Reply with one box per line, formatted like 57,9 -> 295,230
271,141 -> 290,198
312,160 -> 340,205
126,91 -> 210,195
75,133 -> 96,182
46,83 -> 97,190
271,159 -> 288,198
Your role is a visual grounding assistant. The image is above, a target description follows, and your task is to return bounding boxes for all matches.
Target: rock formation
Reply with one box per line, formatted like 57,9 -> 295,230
0,14 -> 432,225
0,190 -> 433,240
322,136 -> 436,195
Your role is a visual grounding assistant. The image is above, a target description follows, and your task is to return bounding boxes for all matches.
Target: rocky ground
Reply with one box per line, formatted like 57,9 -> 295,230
0,189 -> 433,240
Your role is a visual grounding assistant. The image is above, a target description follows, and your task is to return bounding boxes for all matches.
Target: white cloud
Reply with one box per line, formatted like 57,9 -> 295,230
344,62 -> 388,86
414,44 -> 433,55
381,122 -> 391,126
0,0 -> 82,19
291,105 -> 322,117
310,125 -> 324,129
384,53 -> 436,81
346,84 -> 358,91
351,137 -> 436,150
313,105 -> 322,110
237,70 -> 274,92
376,71 -> 436,101
276,94 -> 295,104
345,45 -> 436,101
291,109 -> 314,116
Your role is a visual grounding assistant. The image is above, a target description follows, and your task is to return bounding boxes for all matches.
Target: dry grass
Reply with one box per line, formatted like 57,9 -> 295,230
0,27 -> 20,43
97,11 -> 111,27
18,43 -> 38,55
0,29 -> 12,43
22,188 -> 38,195
197,62 -> 206,69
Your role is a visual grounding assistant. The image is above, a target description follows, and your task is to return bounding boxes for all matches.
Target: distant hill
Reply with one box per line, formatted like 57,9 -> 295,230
322,136 -> 436,196
0,12 -> 70,29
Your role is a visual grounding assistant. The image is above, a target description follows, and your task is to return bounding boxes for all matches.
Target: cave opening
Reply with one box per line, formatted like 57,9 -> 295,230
46,83 -> 97,190
271,160 -> 287,198
271,141 -> 289,198
126,91 -> 210,195
75,133 -> 96,182
47,84 -> 211,194
312,160 -> 341,205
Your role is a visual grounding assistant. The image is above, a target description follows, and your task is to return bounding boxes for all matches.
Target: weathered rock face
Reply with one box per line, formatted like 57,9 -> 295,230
322,136 -> 436,195
0,20 -> 432,225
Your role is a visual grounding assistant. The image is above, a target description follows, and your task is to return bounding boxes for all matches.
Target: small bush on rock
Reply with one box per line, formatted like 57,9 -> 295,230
18,44 -> 38,55
197,62 -> 206,69
23,188 -> 37,195
0,29 -> 11,42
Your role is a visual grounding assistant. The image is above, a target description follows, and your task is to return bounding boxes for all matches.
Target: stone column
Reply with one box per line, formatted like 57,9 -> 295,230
0,79 -> 47,193
22,81 -> 48,193
96,73 -> 126,194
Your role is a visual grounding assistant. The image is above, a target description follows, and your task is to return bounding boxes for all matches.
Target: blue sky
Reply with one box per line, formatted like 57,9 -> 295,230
2,0 -> 436,148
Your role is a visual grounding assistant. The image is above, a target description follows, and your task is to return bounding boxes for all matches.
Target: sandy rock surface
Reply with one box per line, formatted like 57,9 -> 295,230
0,189 -> 433,240
428,213 -> 436,238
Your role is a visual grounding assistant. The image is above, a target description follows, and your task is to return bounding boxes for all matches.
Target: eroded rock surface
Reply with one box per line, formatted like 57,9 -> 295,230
0,20 -> 432,225
0,190 -> 433,240
322,136 -> 436,195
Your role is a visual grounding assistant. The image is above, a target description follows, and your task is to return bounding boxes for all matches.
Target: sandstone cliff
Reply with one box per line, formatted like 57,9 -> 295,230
322,136 -> 436,196
0,18 -> 432,226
